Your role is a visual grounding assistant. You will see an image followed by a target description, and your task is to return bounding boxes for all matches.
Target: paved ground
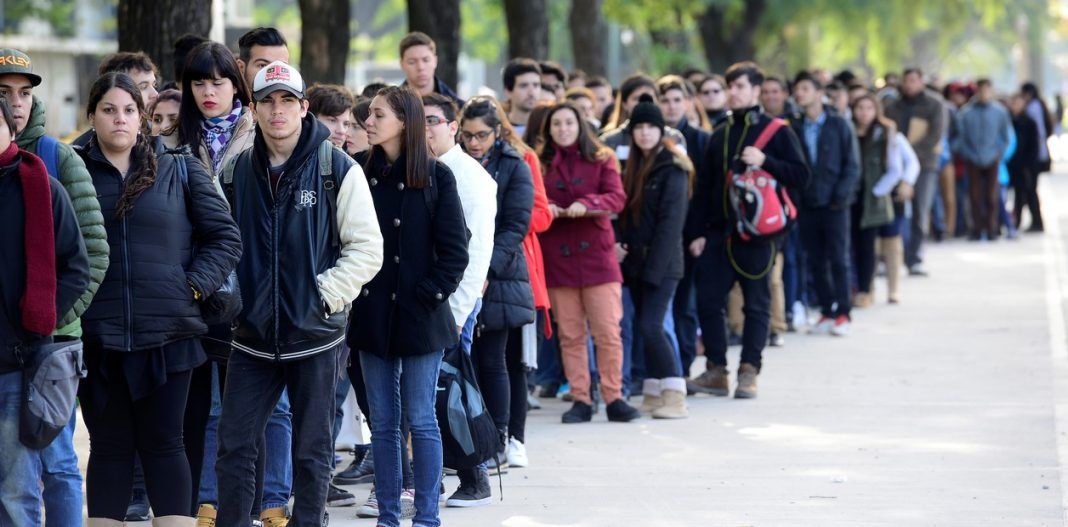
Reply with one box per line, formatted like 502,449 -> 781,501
75,176 -> 1068,526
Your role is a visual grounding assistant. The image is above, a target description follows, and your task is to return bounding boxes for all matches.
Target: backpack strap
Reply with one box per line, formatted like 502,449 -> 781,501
752,118 -> 786,151
318,140 -> 344,248
37,135 -> 60,181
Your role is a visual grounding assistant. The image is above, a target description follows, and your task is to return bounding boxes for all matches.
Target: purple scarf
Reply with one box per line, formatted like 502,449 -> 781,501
202,100 -> 243,172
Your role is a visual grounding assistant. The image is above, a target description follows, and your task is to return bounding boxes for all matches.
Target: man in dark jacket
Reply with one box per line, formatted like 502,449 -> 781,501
0,47 -> 108,525
686,62 -> 810,400
655,74 -> 711,376
886,68 -> 946,275
215,61 -> 383,527
399,31 -> 464,106
789,71 -> 861,336
1009,93 -> 1044,231
0,100 -> 90,526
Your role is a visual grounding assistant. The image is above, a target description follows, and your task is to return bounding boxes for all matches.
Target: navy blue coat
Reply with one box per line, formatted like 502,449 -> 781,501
788,107 -> 861,210
78,139 -> 242,352
348,150 -> 469,358
478,142 -> 535,331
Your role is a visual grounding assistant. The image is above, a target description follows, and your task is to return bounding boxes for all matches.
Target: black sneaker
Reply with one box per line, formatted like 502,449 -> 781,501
445,469 -> 492,507
333,448 -> 374,485
561,401 -> 593,423
124,487 -> 151,522
605,399 -> 641,422
538,381 -> 561,398
326,483 -> 357,507
768,332 -> 785,347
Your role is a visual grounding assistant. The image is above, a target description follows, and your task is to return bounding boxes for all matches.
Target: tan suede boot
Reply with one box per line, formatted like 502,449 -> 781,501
651,388 -> 689,419
259,507 -> 290,527
735,363 -> 759,399
195,504 -> 216,527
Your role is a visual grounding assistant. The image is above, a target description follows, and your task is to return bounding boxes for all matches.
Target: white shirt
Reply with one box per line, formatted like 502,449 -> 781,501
439,144 -> 497,326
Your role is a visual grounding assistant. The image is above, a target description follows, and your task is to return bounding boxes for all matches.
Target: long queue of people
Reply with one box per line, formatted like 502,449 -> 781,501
0,24 -> 1055,527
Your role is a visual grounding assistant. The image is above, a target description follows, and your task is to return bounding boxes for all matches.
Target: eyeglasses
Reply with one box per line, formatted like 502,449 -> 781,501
425,115 -> 450,127
461,130 -> 494,142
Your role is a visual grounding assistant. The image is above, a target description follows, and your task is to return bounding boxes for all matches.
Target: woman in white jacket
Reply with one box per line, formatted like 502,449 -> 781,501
851,93 -> 920,306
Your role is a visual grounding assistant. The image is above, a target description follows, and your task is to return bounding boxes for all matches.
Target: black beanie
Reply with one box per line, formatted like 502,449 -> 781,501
627,93 -> 665,133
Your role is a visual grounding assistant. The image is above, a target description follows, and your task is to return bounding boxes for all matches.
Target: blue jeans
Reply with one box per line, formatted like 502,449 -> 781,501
535,331 -> 564,387
262,391 -> 293,511
0,370 -> 42,526
360,350 -> 443,527
198,364 -> 222,505
39,409 -> 82,527
672,253 -> 700,375
782,226 -> 802,312
459,299 -> 482,353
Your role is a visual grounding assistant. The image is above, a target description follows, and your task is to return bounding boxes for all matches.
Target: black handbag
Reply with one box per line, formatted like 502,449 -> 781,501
174,151 -> 243,326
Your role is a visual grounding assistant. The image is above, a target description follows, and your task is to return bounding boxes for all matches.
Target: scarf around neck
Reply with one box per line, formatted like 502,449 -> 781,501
202,100 -> 243,172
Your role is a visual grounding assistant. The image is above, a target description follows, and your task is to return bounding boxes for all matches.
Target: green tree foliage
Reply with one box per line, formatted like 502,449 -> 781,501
3,0 -> 79,37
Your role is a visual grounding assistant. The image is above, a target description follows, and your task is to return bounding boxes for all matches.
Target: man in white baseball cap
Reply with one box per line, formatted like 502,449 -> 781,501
214,59 -> 383,527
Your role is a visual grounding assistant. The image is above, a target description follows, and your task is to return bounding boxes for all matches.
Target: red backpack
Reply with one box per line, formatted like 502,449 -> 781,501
726,118 -> 797,242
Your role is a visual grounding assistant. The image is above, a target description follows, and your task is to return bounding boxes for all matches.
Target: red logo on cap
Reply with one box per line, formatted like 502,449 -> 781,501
264,65 -> 290,83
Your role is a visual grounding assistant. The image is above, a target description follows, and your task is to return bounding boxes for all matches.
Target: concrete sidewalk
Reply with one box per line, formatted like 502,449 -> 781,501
76,178 -> 1068,526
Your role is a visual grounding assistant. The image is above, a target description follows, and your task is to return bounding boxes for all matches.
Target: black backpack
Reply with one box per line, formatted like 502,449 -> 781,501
436,345 -> 499,470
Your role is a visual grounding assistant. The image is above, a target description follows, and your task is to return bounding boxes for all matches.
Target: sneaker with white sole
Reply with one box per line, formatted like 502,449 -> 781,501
507,437 -> 528,468
327,483 -> 356,507
354,488 -> 378,518
831,315 -> 851,336
446,468 -> 491,507
400,488 -> 415,519
809,316 -> 834,335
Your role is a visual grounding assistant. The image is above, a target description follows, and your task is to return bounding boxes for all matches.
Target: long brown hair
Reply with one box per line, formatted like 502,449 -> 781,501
606,74 -> 656,131
537,102 -> 611,167
850,92 -> 897,139
87,72 -> 157,219
522,101 -> 554,151
460,95 -> 533,155
364,86 -> 432,189
621,135 -> 693,225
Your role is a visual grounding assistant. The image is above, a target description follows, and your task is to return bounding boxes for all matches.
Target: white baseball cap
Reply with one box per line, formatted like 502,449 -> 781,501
253,60 -> 305,100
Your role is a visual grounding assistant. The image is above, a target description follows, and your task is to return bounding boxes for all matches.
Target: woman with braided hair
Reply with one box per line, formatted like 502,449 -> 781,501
76,71 -> 241,527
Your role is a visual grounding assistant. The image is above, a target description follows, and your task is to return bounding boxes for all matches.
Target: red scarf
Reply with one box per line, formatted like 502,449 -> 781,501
2,142 -> 58,335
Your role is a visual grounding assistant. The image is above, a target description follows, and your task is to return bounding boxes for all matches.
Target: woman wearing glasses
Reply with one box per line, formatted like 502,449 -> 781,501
697,74 -> 729,127
459,96 -> 552,473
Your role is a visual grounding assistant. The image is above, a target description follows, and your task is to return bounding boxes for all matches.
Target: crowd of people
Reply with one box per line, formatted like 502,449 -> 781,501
0,23 -> 1057,527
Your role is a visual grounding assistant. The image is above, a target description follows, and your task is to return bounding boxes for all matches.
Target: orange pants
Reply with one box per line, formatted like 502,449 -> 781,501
549,282 -> 624,405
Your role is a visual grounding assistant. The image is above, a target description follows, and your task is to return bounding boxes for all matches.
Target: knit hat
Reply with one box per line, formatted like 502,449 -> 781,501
627,93 -> 664,133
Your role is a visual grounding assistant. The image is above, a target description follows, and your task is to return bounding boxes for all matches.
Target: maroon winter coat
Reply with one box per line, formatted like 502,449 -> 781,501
539,143 -> 625,289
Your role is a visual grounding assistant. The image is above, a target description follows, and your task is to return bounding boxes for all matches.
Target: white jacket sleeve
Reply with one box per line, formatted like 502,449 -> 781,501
898,132 -> 921,186
449,163 -> 497,325
317,163 -> 384,314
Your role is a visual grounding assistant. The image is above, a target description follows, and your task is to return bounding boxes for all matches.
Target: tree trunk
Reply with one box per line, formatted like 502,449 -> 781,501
298,0 -> 350,85
570,0 -> 607,76
503,0 -> 548,60
697,0 -> 766,74
117,0 -> 212,85
408,0 -> 461,89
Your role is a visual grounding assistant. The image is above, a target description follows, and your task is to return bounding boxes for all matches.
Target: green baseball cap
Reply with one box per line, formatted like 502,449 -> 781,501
0,49 -> 42,86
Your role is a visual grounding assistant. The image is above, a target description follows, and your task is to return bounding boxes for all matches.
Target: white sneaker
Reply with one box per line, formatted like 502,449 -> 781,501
831,317 -> 851,337
791,301 -> 808,329
809,316 -> 834,335
507,437 -> 528,468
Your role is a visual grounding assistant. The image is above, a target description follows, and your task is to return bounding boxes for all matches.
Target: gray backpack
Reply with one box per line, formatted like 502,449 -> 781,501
17,339 -> 86,449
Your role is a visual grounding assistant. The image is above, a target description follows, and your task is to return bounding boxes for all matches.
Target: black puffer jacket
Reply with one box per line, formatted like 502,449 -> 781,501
78,138 -> 242,352
616,147 -> 690,285
479,142 -> 535,331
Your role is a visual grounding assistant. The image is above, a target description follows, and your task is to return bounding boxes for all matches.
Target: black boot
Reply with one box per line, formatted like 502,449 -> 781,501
333,447 -> 374,485
606,399 -> 641,422
562,401 -> 593,423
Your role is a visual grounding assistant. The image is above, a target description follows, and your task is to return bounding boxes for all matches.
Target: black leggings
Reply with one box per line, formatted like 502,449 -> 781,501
471,328 -> 510,437
505,325 -> 527,444
630,278 -> 682,379
81,365 -> 193,520
184,360 -> 226,514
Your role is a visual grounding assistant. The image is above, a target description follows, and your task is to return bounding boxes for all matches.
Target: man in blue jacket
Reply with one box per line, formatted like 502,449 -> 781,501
214,61 -> 383,527
952,78 -> 1013,241
789,71 -> 861,337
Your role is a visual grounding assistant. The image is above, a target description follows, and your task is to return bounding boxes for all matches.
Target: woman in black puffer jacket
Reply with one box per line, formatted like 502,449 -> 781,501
77,72 -> 241,525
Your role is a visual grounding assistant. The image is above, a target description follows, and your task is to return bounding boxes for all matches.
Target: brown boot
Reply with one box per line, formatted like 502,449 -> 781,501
884,236 -> 903,304
259,507 -> 289,527
688,364 -> 729,396
195,504 -> 216,527
735,363 -> 759,399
